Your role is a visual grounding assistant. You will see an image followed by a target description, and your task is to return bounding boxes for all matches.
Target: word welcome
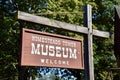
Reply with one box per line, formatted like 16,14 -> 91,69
40,58 -> 69,65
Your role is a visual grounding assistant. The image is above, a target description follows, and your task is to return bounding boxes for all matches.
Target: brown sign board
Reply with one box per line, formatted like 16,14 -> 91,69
21,28 -> 84,69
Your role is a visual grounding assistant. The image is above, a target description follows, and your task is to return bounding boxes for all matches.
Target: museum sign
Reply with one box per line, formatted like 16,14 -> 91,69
21,28 -> 84,69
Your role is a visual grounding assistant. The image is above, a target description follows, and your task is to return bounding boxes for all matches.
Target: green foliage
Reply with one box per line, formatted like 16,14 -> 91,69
92,1 -> 120,79
0,0 -> 119,80
35,73 -> 63,80
93,38 -> 115,80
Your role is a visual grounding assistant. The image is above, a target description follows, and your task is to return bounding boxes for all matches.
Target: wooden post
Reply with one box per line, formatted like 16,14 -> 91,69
84,4 -> 94,80
17,5 -> 109,80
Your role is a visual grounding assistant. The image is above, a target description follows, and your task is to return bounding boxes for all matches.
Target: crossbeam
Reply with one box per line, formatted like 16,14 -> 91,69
18,11 -> 109,38
18,7 -> 110,80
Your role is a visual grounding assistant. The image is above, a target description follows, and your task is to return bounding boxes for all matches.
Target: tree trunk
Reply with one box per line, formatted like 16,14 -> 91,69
115,6 -> 120,68
114,6 -> 120,80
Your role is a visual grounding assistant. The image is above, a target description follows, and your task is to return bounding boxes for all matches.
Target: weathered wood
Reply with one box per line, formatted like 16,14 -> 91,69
18,11 -> 88,34
18,11 -> 109,38
18,6 -> 110,80
84,5 -> 94,80
93,30 -> 109,38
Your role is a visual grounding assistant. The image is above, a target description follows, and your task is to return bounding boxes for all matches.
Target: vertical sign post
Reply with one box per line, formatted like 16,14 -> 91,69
84,5 -> 94,80
18,4 -> 110,80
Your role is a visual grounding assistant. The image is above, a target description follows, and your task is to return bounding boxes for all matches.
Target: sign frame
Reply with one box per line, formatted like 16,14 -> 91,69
21,28 -> 84,69
18,4 -> 110,80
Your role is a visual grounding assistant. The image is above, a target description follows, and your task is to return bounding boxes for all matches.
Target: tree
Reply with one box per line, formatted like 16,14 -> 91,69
93,0 -> 120,79
0,0 -> 119,80
0,0 -> 19,79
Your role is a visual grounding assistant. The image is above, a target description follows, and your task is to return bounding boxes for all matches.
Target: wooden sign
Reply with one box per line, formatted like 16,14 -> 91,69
21,28 -> 84,69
